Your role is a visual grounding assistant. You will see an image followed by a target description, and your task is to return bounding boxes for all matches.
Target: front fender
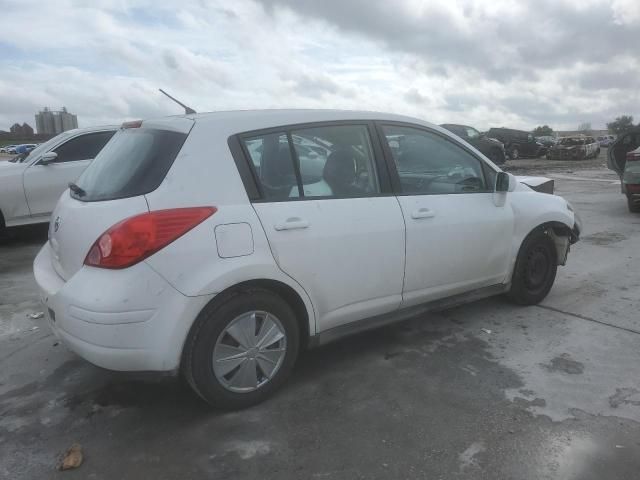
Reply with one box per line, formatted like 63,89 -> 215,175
506,190 -> 577,279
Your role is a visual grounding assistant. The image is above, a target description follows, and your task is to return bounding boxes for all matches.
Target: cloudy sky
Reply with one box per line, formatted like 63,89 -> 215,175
1,0 -> 639,132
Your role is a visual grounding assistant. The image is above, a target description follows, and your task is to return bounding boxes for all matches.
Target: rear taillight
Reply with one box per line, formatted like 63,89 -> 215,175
84,207 -> 216,269
626,151 -> 640,162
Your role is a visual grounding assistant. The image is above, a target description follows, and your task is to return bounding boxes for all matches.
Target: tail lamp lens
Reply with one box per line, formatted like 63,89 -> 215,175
84,207 -> 216,269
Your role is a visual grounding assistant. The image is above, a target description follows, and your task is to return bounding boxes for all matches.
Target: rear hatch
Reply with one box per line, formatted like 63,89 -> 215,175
608,129 -> 640,176
48,117 -> 194,280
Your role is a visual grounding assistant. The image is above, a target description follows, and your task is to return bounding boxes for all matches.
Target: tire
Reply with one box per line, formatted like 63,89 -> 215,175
628,195 -> 640,213
0,211 -> 7,242
510,147 -> 520,160
182,288 -> 300,409
489,149 -> 505,165
507,228 -> 558,305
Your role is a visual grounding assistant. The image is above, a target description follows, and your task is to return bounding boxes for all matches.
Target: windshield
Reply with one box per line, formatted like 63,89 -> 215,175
465,127 -> 481,139
73,127 -> 188,202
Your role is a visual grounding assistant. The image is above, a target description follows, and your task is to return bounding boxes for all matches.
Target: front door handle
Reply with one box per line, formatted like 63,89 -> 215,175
411,208 -> 436,219
274,217 -> 310,231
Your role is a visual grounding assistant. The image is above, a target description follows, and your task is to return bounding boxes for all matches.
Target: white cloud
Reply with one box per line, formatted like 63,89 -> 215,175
0,0 -> 638,132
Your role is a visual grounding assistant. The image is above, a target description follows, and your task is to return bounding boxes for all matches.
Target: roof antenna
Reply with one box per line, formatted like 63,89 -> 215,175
159,88 -> 196,114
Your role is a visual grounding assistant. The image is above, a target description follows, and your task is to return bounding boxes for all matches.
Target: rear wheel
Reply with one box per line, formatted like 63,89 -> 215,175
507,229 -> 557,305
628,195 -> 640,213
510,147 -> 520,160
182,288 -> 300,409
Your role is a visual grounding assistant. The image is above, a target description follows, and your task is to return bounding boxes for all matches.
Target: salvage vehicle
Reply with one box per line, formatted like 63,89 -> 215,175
535,136 -> 556,148
607,127 -> 640,212
486,127 -> 546,159
546,136 -> 600,160
34,110 -> 581,409
597,135 -> 615,147
0,126 -> 116,235
440,123 -> 506,164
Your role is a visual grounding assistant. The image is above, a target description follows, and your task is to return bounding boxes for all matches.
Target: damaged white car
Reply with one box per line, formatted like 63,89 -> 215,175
34,110 -> 581,408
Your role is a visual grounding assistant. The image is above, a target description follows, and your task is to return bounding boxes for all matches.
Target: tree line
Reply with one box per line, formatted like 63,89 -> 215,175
532,115 -> 637,137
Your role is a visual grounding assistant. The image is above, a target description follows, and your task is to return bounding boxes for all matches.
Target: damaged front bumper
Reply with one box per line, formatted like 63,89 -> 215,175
571,211 -> 582,244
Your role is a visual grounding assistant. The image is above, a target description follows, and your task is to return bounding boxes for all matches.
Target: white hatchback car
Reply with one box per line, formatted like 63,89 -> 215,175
0,126 -> 116,233
34,110 -> 581,408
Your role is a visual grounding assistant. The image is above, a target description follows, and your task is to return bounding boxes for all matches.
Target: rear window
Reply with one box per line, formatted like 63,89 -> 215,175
73,128 -> 187,202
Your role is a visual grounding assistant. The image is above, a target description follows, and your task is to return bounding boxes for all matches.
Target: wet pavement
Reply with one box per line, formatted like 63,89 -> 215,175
1,165 -> 640,479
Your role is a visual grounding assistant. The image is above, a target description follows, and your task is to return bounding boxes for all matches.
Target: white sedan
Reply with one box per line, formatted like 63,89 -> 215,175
0,126 -> 115,234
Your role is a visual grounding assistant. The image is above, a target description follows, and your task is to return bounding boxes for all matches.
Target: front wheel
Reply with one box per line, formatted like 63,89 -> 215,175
510,147 -> 520,160
507,229 -> 558,305
182,288 -> 300,409
628,195 -> 640,213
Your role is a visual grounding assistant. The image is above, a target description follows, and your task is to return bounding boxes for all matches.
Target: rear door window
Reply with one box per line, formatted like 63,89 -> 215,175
52,131 -> 115,163
291,125 -> 379,197
242,132 -> 301,201
74,128 -> 187,202
239,124 -> 380,200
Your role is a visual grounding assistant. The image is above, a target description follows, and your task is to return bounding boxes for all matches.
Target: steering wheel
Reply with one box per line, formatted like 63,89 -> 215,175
456,176 -> 482,192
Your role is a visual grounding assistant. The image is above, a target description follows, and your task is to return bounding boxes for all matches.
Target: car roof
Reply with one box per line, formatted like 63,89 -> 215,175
145,109 -> 439,134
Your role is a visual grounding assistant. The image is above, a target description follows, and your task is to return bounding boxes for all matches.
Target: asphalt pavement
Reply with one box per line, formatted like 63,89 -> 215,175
1,163 -> 639,479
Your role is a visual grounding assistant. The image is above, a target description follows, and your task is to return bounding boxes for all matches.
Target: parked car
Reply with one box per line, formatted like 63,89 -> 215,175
34,110 -> 581,409
597,135 -> 616,147
0,145 -> 17,154
546,136 -> 600,160
439,124 -> 506,164
13,143 -> 38,155
0,126 -> 116,234
607,127 -> 640,212
486,128 -> 546,159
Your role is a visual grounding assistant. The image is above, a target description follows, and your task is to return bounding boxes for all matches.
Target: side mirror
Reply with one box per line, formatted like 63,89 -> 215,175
40,152 -> 58,165
496,172 -> 510,192
496,172 -> 517,193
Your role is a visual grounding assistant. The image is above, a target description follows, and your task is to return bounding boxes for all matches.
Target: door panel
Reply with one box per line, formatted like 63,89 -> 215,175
240,122 -> 405,332
23,160 -> 91,218
378,123 -> 514,307
397,193 -> 512,307
254,198 -> 405,330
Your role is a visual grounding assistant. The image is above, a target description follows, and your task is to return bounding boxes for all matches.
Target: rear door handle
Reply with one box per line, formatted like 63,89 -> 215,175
274,217 -> 310,231
411,208 -> 436,219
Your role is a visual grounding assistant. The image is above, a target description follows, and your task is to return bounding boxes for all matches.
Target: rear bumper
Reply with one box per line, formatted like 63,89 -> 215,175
34,244 -> 214,372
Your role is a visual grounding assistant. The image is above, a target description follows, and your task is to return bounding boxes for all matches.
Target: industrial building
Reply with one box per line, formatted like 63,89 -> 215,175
35,107 -> 78,135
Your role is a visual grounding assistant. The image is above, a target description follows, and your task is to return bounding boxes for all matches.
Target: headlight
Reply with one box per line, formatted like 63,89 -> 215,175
566,201 -> 574,213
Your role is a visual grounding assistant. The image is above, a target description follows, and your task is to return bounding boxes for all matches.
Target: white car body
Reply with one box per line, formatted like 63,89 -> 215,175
0,126 -> 116,229
34,110 -> 580,405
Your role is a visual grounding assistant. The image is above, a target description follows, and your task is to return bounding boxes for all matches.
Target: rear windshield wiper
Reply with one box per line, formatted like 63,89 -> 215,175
69,182 -> 86,197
